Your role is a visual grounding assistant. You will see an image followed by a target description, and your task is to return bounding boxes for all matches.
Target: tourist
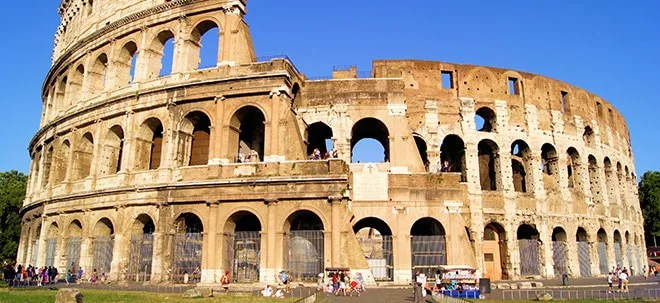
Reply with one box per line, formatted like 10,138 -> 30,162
619,269 -> 629,293
413,270 -> 423,302
607,272 -> 614,293
77,267 -> 83,284
183,270 -> 190,284
91,269 -> 98,285
356,272 -> 365,292
221,270 -> 230,294
261,284 -> 273,297
65,270 -> 71,286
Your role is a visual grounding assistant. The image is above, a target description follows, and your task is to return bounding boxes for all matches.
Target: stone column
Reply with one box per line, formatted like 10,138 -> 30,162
394,207 -> 411,283
265,91 -> 282,162
36,219 -> 49,268
149,231 -> 166,283
330,196 -> 342,267
201,202 -> 219,283
263,199 -> 278,283
212,96 -> 226,164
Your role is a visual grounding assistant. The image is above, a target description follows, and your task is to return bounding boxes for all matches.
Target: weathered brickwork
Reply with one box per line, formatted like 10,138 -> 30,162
18,0 -> 644,285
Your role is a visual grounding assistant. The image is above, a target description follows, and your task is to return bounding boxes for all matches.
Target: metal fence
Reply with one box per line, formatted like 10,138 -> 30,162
285,231 -> 324,282
67,237 -> 82,271
411,235 -> 446,279
127,233 -> 154,282
45,238 -> 57,267
552,241 -> 568,275
598,242 -> 609,274
226,231 -> 261,283
518,239 -> 541,276
31,240 -> 39,266
92,236 -> 114,275
172,233 -> 203,283
615,243 -> 623,267
626,245 -> 634,270
500,288 -> 660,301
357,235 -> 393,281
578,241 -> 592,277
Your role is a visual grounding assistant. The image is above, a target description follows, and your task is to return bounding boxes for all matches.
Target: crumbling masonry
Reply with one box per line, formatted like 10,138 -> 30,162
18,0 -> 645,285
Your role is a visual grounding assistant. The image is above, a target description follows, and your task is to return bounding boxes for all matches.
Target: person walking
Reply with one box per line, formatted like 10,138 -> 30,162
221,270 -> 231,295
607,272 -> 614,293
413,270 -> 423,302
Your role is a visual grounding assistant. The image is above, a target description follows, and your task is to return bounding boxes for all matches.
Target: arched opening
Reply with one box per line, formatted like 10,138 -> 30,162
413,135 -> 429,171
66,220 -> 83,277
45,223 -> 59,267
229,106 -> 265,163
517,224 -> 541,276
72,132 -> 94,181
566,148 -> 581,189
576,227 -> 591,277
541,143 -> 559,191
178,111 -> 211,166
624,231 -> 634,271
624,166 -> 631,204
31,148 -> 42,190
410,218 -> 446,278
52,140 -> 70,185
99,125 -> 124,176
353,217 -> 394,281
172,213 -> 204,283
478,139 -> 500,190
440,135 -> 466,181
604,158 -> 618,205
306,122 -> 333,159
68,65 -> 85,106
54,75 -> 68,111
135,118 -> 164,171
483,222 -> 507,280
511,140 -> 532,193
41,146 -> 53,188
193,21 -> 220,69
284,210 -> 324,282
614,230 -> 623,268
351,118 -> 390,163
551,227 -> 568,276
92,218 -> 115,276
583,126 -> 595,148
617,162 -> 626,204
128,214 -> 155,282
148,31 -> 175,78
597,228 -> 608,275
88,53 -> 108,95
224,211 -> 262,283
475,107 -> 496,132
30,224 -> 42,266
117,41 -> 138,86
588,155 -> 603,211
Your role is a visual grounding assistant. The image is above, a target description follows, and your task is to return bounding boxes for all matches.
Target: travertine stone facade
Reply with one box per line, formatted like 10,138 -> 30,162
19,0 -> 645,285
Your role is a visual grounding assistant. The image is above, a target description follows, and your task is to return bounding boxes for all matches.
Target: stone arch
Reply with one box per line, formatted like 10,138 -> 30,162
171,212 -> 204,283
440,135 -> 466,180
511,140 -> 532,193
52,139 -> 71,185
410,217 -> 446,278
483,222 -> 508,280
541,143 -> 559,191
135,117 -> 164,171
54,74 -> 68,110
30,146 -> 42,190
575,227 -> 592,277
475,107 -> 497,132
353,217 -> 394,281
223,210 -> 262,282
68,64 -> 85,106
66,219 -> 83,272
178,111 -> 212,166
229,105 -> 266,163
44,222 -> 59,267
306,122 -> 333,158
413,134 -> 429,170
147,30 -> 176,78
284,210 -> 325,282
99,125 -> 125,176
351,117 -> 390,163
478,139 -> 500,190
596,228 -> 609,274
566,147 -> 582,189
191,19 -> 220,69
551,226 -> 569,276
517,223 -> 541,276
583,126 -> 595,148
127,214 -> 155,282
616,162 -> 625,203
92,218 -> 115,275
116,41 -> 138,86
291,83 -> 301,108
41,145 -> 54,188
72,132 -> 94,181
88,53 -> 108,95
223,210 -> 262,234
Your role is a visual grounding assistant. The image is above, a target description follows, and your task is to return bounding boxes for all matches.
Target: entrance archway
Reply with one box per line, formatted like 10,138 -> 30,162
551,227 -> 568,276
576,227 -> 591,277
517,224 -> 541,276
597,228 -> 608,275
483,222 -> 507,280
92,218 -> 115,275
614,230 -> 623,267
410,218 -> 446,278
127,214 -> 155,282
284,210 -> 324,282
224,211 -> 262,283
353,217 -> 393,281
172,213 -> 203,283
45,223 -> 59,267
229,106 -> 265,163
66,220 -> 83,276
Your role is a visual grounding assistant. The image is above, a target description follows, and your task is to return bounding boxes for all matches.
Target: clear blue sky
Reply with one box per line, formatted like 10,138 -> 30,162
0,0 -> 658,177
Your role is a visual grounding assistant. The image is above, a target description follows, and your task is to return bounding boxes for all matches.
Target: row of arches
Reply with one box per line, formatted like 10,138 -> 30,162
46,20 -> 221,119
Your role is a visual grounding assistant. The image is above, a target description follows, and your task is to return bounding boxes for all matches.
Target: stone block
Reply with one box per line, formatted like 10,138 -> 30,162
182,288 -> 203,298
536,292 -> 553,301
517,282 -> 533,289
55,288 -> 83,303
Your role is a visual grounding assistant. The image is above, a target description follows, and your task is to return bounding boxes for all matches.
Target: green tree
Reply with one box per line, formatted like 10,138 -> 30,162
640,171 -> 660,247
0,170 -> 27,260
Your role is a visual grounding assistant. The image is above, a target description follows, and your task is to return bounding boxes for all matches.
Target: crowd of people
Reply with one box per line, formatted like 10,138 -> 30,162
1,261 -> 108,287
309,148 -> 338,160
607,265 -> 630,293
318,270 -> 365,297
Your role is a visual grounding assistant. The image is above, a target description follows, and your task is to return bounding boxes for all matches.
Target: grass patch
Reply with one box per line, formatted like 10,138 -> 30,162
0,289 -> 298,303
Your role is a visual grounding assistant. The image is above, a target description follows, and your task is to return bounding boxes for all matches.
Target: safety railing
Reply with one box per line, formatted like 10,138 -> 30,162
499,288 -> 660,301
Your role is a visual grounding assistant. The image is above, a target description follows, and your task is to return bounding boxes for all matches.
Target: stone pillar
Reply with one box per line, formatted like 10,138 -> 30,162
201,202 -> 219,283
330,196 -> 342,267
540,219 -> 553,278
16,228 -> 28,265
265,91 -> 282,162
149,231 -> 166,283
211,96 -> 226,164
263,199 -> 278,283
36,219 -> 49,268
464,142 -> 481,193
394,207 -> 411,283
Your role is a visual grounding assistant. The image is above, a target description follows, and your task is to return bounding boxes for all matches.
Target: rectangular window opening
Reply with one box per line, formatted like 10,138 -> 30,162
508,77 -> 519,95
561,91 -> 568,113
441,71 -> 453,89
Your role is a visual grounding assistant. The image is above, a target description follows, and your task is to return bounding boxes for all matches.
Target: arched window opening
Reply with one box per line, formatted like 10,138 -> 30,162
410,218 -> 446,278
596,228 -> 609,275
117,42 -> 138,86
99,125 -> 125,176
128,214 -> 155,282
285,210 -> 324,282
475,107 -> 496,132
52,140 -> 70,185
224,211 -> 262,283
483,222 -> 508,280
66,220 -> 83,275
306,122 -> 333,160
604,158 -> 618,204
72,132 -> 94,181
172,213 -> 203,283
588,155 -> 603,206
88,53 -> 108,95
178,111 -> 211,166
135,118 -> 164,171
351,118 -> 390,163
193,21 -> 220,69
55,75 -> 68,111
583,126 -> 595,148
413,135 -> 429,171
31,148 -> 42,191
566,148 -> 581,189
517,224 -> 541,276
511,140 -> 532,193
440,135 -> 466,181
614,230 -> 624,267
478,140 -> 499,190
92,218 -> 115,275
541,143 -> 559,190
353,217 -> 394,281
229,106 -> 265,163
152,31 -> 175,77
41,146 -> 53,188
576,227 -> 592,277
291,83 -> 301,108
552,227 -> 568,276
68,65 -> 85,106
45,223 -> 59,267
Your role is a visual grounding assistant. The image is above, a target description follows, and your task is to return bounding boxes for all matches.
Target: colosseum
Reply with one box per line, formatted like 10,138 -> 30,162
18,0 -> 646,285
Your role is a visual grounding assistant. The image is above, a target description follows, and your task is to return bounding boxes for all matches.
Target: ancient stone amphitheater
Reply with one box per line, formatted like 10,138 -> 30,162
18,0 -> 646,285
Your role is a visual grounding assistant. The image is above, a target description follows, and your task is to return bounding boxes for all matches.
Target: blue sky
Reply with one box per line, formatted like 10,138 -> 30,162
0,0 -> 658,176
